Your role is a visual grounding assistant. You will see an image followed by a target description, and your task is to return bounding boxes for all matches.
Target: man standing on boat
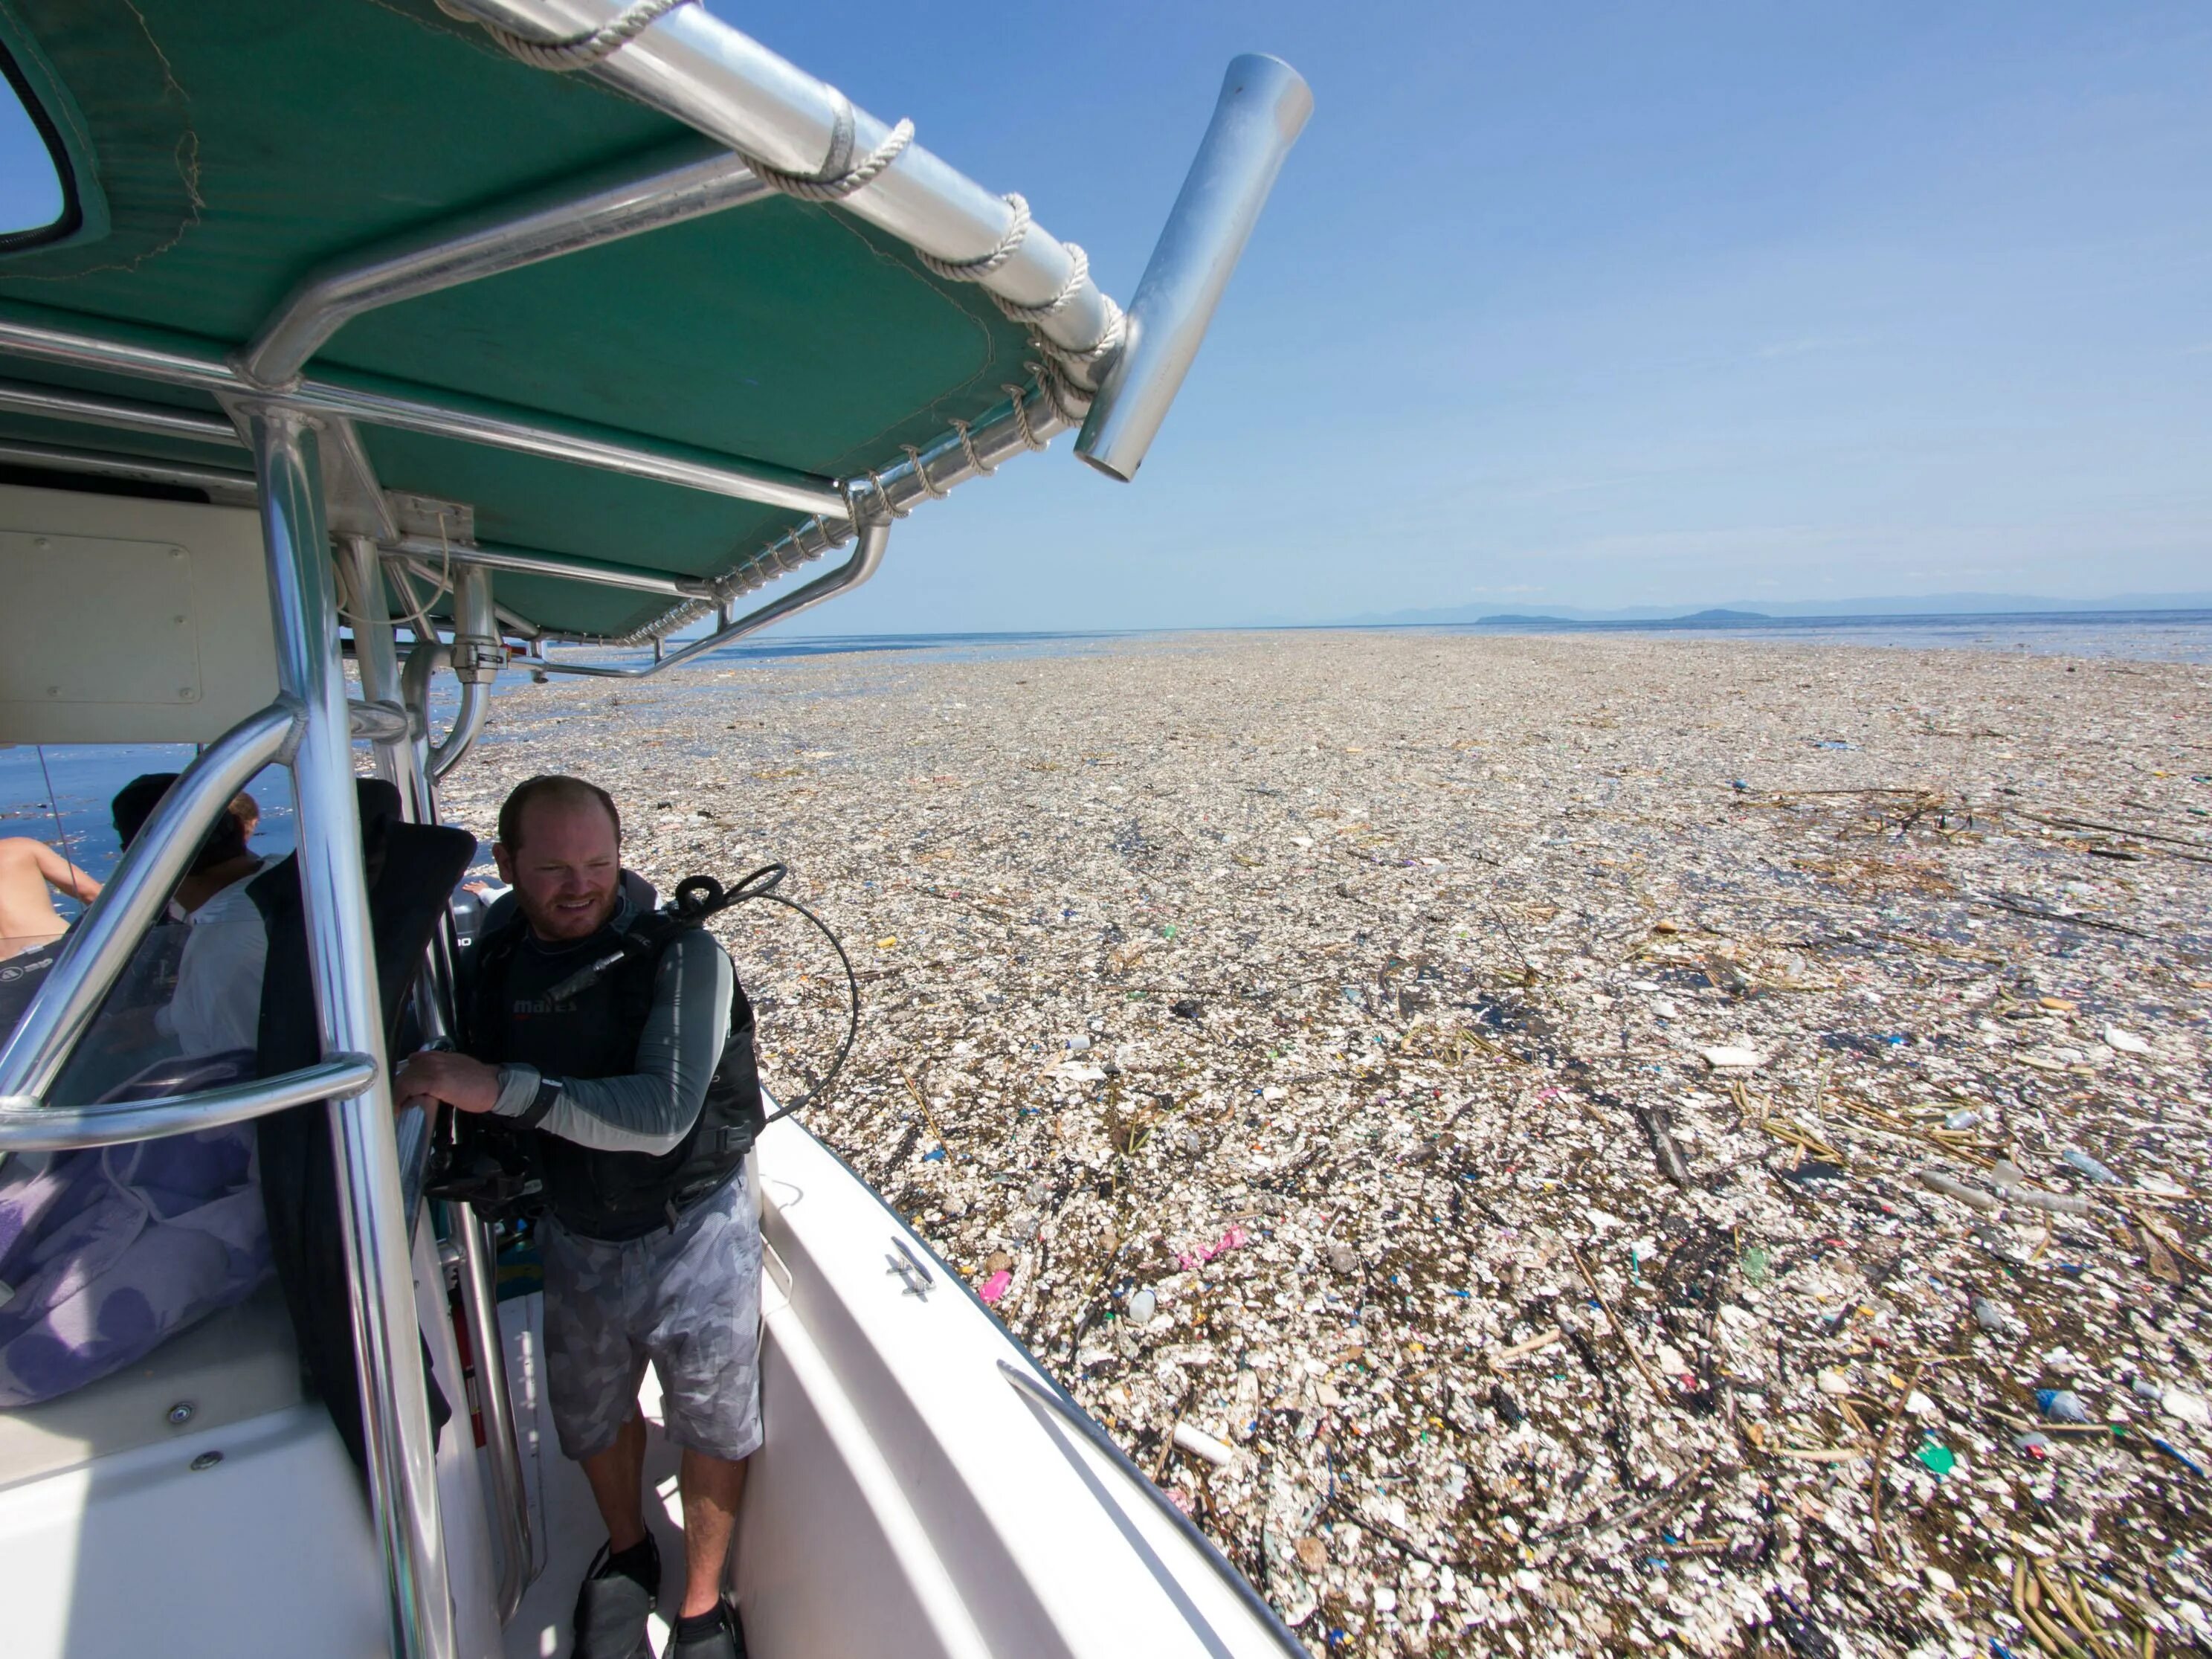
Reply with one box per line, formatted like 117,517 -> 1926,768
396,774 -> 763,1659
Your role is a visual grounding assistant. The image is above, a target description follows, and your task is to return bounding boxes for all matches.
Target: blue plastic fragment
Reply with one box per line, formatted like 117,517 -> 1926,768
921,1148 -> 946,1162
2150,1437 -> 2208,1477
2035,1388 -> 2090,1424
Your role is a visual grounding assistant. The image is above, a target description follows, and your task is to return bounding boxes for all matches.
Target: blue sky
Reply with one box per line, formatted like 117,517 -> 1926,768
7,3 -> 2211,629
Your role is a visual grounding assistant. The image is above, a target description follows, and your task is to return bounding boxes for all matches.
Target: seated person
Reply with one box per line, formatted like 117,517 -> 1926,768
0,836 -> 100,961
107,776 -> 269,1060
0,782 -> 275,1408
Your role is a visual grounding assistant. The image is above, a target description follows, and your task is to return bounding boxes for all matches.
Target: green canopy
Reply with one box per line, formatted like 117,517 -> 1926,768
0,0 -> 1052,640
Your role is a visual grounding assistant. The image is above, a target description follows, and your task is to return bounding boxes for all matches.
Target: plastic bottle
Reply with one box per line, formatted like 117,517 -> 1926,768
2061,1149 -> 2121,1186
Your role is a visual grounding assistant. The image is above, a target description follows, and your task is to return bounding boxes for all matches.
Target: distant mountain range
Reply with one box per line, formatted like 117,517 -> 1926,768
1342,591 -> 2212,626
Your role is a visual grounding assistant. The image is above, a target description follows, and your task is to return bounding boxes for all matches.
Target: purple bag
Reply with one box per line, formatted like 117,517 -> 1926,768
0,1052 -> 274,1408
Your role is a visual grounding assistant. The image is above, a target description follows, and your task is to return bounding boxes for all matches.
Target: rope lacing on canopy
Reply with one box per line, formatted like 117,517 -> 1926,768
460,0 -> 1126,399
947,417 -> 995,477
900,445 -> 952,499
460,0 -> 693,71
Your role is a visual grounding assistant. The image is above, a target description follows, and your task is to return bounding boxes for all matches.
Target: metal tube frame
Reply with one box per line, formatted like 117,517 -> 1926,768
532,516 -> 889,679
338,535 -> 443,1229
0,437 -> 259,500
0,309 -> 842,517
454,1207 -> 535,1620
0,376 -> 246,447
445,0 -> 1123,384
249,407 -> 456,1659
384,534 -> 709,598
0,1056 -> 381,1153
239,140 -> 770,388
583,381 -> 1063,653
416,564 -> 499,782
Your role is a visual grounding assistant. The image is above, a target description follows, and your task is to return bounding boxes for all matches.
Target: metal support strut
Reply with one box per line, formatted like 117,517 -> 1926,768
249,409 -> 457,1659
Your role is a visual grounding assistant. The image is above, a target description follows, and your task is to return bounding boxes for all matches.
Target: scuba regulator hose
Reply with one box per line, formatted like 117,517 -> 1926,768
665,865 -> 860,1124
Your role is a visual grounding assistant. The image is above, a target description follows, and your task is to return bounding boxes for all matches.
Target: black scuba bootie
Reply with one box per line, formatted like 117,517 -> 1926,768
572,1536 -> 660,1659
668,1597 -> 747,1659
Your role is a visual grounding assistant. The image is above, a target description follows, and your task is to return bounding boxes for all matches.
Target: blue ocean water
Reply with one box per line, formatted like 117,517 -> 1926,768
655,610 -> 2212,666
0,742 -> 297,918
1395,607 -> 2212,663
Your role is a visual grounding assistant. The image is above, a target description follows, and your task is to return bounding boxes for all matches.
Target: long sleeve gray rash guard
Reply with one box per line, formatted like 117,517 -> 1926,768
486,928 -> 735,1155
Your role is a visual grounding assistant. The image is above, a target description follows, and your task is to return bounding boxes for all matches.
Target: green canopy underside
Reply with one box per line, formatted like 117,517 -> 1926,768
0,0 -> 1048,639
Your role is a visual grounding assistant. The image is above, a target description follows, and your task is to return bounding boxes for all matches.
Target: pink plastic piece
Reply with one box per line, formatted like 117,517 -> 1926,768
1175,1223 -> 1251,1272
978,1269 -> 1013,1304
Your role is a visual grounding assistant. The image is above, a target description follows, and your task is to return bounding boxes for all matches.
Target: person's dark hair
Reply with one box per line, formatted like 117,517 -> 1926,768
111,773 -> 251,874
497,775 -> 622,854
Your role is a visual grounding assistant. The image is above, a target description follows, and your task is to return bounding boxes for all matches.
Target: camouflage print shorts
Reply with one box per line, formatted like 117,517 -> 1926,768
539,1170 -> 764,1463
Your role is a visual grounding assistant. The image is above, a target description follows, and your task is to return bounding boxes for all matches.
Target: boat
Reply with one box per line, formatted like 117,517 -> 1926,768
0,3 -> 1310,1655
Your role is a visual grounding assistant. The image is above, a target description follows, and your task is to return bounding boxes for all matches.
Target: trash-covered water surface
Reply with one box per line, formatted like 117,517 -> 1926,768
443,631 -> 2212,1658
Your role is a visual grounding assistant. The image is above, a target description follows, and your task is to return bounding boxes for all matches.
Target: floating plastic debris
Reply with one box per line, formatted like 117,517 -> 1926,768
1919,1166 -> 2002,1212
1176,1224 -> 1249,1272
1698,1045 -> 1767,1069
1171,1422 -> 1235,1467
2061,1148 -> 2122,1186
2036,1389 -> 2092,1424
1915,1438 -> 1955,1476
428,627 -> 2212,1657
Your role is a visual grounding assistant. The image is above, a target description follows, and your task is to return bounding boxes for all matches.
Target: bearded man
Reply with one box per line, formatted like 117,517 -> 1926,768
397,775 -> 761,1659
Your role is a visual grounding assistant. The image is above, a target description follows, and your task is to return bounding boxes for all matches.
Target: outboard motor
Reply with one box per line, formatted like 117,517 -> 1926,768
448,877 -> 503,953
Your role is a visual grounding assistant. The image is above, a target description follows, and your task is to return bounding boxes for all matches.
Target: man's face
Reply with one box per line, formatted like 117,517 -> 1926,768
493,797 -> 621,942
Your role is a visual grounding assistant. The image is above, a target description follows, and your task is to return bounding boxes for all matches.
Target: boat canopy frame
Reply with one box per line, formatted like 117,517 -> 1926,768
0,0 -> 1307,663
0,6 -> 1307,1652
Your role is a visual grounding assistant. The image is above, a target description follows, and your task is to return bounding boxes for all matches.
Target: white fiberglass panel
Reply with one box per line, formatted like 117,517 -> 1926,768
0,484 -> 278,745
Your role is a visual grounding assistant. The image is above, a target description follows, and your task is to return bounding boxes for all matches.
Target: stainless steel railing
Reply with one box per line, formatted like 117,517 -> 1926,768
0,1056 -> 381,1153
453,1206 -> 535,1621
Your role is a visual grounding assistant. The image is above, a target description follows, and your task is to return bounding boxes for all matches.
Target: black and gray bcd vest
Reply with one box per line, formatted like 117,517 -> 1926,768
465,907 -> 762,1241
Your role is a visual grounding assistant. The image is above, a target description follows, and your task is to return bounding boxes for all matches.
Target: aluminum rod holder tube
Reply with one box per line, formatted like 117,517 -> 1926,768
456,1205 -> 535,1621
0,308 -> 845,517
240,142 -> 770,387
250,407 -> 456,1659
0,1055 -> 381,1153
382,535 -> 709,597
534,518 -> 889,679
445,0 -> 1121,381
0,377 -> 248,447
1076,56 -> 1311,481
0,698 -> 302,1103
